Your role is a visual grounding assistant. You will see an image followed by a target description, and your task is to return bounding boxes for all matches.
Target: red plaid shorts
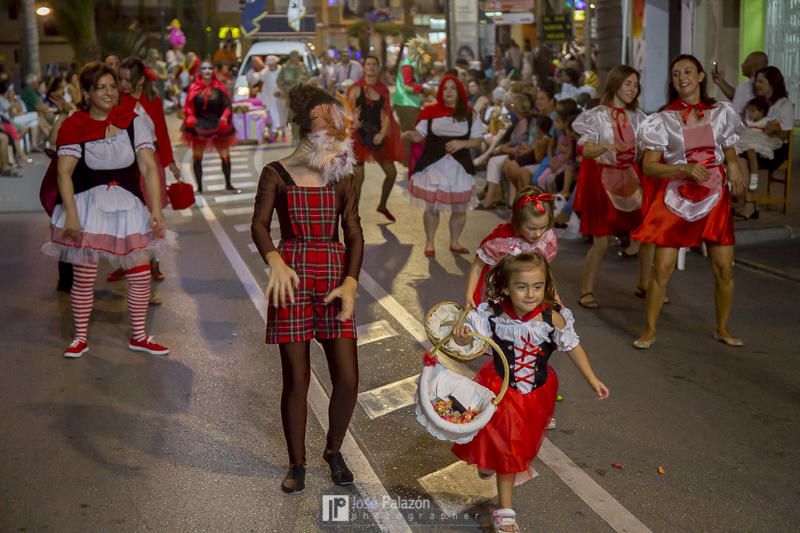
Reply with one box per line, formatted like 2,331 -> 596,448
266,241 -> 357,344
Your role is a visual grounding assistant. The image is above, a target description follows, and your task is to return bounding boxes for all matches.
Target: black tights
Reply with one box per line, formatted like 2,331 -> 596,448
279,338 -> 358,465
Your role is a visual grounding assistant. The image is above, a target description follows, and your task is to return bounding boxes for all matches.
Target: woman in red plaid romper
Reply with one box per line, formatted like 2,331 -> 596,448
251,85 -> 363,495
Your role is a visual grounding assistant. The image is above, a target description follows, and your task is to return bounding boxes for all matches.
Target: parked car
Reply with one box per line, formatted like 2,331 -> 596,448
233,40 -> 319,101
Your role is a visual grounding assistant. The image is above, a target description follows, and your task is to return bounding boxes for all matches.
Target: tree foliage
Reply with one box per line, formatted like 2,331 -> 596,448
50,0 -> 100,65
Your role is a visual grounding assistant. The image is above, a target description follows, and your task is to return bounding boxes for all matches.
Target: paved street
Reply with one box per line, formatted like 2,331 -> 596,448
1,136 -> 799,533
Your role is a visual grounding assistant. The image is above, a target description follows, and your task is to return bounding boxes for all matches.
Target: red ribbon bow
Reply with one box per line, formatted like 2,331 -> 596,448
610,107 -> 628,138
514,193 -> 555,214
106,180 -> 120,190
144,66 -> 158,81
666,99 -> 715,124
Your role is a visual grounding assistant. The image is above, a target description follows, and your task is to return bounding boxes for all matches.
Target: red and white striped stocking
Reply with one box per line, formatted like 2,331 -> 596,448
71,263 -> 98,342
125,265 -> 152,342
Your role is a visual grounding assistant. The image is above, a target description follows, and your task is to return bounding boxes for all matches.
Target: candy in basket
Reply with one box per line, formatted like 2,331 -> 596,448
414,302 -> 510,444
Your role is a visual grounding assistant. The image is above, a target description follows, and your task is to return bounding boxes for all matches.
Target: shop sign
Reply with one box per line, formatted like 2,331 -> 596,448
490,12 -> 535,25
541,13 -> 572,42
482,0 -> 535,11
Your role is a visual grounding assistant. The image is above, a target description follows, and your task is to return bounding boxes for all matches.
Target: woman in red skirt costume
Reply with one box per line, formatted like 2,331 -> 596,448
181,61 -> 237,194
573,65 -> 648,309
347,55 -> 405,221
452,252 -> 609,532
632,55 -> 745,349
42,62 -> 172,358
251,85 -> 363,494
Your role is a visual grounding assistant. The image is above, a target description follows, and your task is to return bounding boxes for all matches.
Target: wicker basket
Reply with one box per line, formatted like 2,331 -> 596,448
414,302 -> 510,444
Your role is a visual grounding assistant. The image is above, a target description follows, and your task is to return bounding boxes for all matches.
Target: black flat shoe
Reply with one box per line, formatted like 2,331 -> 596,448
280,464 -> 306,494
323,450 -> 354,486
618,250 -> 638,258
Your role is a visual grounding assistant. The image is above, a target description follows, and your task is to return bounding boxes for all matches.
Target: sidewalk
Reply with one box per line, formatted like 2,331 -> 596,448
0,152 -> 50,213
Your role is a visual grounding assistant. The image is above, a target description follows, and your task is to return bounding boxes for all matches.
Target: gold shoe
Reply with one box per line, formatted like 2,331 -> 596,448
632,337 -> 656,349
712,333 -> 744,347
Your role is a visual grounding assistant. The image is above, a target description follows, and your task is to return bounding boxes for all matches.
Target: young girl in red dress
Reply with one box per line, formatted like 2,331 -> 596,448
251,85 -> 363,494
632,54 -> 745,349
452,252 -> 609,533
464,185 -> 558,308
347,55 -> 406,221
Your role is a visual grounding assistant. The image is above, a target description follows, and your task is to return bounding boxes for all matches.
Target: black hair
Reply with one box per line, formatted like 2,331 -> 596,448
667,54 -> 715,106
288,84 -> 340,136
556,97 -> 579,116
563,68 -> 581,85
77,62 -> 118,112
120,57 -> 157,100
536,114 -> 553,134
745,96 -> 770,117
755,66 -> 788,105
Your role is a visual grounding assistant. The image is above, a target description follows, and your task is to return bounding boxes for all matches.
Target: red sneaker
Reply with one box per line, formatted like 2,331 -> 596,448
128,336 -> 170,356
63,339 -> 88,358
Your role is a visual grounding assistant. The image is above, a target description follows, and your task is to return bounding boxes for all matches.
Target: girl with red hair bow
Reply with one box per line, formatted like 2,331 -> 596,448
181,60 -> 238,194
464,185 -> 558,308
632,54 -> 745,349
401,74 -> 486,257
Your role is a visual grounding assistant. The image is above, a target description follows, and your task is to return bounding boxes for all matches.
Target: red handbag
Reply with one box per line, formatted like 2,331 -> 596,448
167,180 -> 196,210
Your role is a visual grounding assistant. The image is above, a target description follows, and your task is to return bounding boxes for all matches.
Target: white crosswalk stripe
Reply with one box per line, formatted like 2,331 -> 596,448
214,192 -> 256,204
222,206 -> 253,216
206,181 -> 257,192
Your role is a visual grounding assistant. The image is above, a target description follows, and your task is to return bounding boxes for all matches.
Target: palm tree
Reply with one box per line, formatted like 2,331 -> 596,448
20,0 -> 40,78
50,0 -> 100,64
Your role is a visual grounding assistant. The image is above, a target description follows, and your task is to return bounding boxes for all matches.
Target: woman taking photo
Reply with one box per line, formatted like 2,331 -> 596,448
736,66 -> 795,219
403,74 -> 485,256
181,60 -> 238,194
572,65 -> 648,309
251,84 -> 363,494
632,54 -> 745,349
347,55 -> 406,221
42,62 -> 171,358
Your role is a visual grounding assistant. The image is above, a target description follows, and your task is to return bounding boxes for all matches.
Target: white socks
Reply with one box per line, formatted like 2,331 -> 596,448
748,173 -> 759,191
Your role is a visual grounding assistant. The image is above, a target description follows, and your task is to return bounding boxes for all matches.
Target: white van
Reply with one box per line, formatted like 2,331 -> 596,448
233,40 -> 319,101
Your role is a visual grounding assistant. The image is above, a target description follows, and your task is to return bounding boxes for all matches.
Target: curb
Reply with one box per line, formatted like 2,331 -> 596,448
734,225 -> 795,246
734,256 -> 800,283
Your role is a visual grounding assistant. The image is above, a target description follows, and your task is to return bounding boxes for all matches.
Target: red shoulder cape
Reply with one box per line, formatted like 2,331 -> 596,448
56,107 -> 137,146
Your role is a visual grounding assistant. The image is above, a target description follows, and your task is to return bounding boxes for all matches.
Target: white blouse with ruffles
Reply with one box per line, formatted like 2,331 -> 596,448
465,303 -> 580,394
57,114 -> 155,169
639,102 -> 741,164
573,105 -> 648,165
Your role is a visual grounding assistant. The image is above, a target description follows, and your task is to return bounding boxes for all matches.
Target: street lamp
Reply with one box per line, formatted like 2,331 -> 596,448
35,6 -> 51,16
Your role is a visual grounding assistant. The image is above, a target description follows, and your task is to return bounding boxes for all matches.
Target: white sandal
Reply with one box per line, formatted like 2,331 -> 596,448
492,508 -> 520,533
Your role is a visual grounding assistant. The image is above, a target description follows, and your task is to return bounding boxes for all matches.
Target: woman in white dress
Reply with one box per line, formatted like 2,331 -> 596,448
42,62 -> 172,358
402,75 -> 485,257
260,55 -> 288,143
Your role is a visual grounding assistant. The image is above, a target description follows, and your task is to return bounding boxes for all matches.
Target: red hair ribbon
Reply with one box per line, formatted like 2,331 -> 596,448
665,99 -> 715,124
144,67 -> 158,81
514,193 -> 555,214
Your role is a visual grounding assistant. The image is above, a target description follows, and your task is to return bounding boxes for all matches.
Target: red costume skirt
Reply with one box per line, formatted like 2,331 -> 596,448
181,125 -> 237,153
452,360 -> 558,475
574,158 -> 643,236
353,126 -> 406,165
631,169 -> 735,248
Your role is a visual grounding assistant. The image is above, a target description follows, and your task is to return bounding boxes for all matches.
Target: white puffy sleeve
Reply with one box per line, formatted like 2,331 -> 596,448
639,112 -> 668,152
57,143 -> 82,158
717,102 -> 742,149
415,119 -> 429,137
470,113 -> 487,138
552,307 -> 580,352
572,108 -> 600,146
132,115 -> 156,153
465,303 -> 493,338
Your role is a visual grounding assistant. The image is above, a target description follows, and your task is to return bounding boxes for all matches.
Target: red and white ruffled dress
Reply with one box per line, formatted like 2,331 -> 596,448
42,113 -> 174,269
632,101 -> 741,248
472,223 -> 558,304
573,105 -> 648,236
408,114 -> 486,212
452,301 -> 579,481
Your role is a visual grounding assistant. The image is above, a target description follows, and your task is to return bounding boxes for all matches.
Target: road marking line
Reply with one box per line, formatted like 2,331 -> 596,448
222,206 -> 253,216
234,223 -> 250,232
418,461 -> 538,517
356,319 -> 398,346
198,200 -> 411,533
357,271 -> 651,533
207,181 -> 257,192
177,209 -> 193,218
214,192 -> 256,204
247,243 -> 257,254
202,172 -> 253,182
357,375 -> 417,419
537,440 -> 652,532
